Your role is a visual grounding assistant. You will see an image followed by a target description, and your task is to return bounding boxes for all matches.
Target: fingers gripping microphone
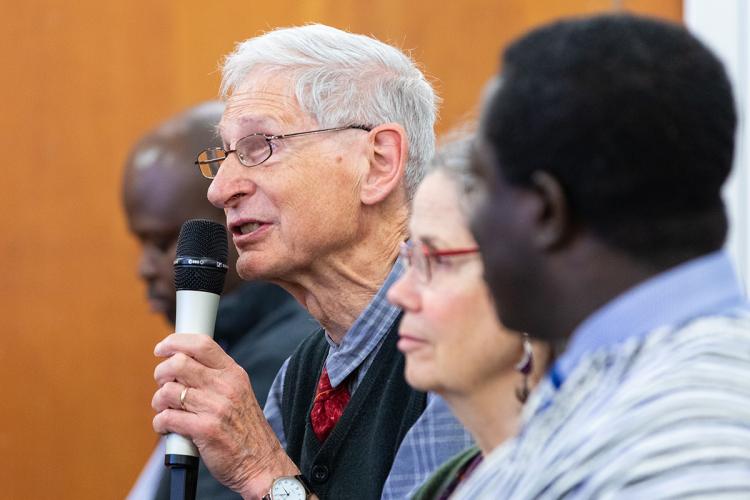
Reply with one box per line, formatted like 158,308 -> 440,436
166,219 -> 229,500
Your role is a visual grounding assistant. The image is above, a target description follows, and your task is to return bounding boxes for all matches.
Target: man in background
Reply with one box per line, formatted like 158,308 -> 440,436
458,14 -> 750,498
123,101 -> 315,499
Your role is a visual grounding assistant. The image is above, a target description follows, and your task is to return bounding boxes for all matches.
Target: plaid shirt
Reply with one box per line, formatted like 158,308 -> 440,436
264,258 -> 473,499
454,251 -> 750,499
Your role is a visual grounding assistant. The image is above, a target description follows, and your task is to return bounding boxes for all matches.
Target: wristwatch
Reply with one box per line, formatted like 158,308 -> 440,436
262,475 -> 313,500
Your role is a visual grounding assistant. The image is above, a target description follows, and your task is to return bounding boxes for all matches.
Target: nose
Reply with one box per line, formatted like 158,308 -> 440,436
387,269 -> 422,313
207,155 -> 255,209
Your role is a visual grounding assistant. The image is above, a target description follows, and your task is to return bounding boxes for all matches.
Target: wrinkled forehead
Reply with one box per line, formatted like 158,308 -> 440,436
219,70 -> 315,138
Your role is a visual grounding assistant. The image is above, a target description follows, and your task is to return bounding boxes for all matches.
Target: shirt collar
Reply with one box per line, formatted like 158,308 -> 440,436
324,257 -> 405,387
551,250 -> 746,387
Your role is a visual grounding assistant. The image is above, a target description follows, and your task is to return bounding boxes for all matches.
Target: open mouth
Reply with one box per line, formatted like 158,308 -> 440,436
230,219 -> 273,243
238,221 -> 264,234
231,219 -> 270,235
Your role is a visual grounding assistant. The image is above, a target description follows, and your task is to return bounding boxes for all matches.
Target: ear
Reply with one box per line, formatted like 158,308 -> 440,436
360,123 -> 408,205
529,170 -> 572,250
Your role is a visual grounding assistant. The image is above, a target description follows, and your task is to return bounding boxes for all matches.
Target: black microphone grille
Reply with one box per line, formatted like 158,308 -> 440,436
174,219 -> 229,294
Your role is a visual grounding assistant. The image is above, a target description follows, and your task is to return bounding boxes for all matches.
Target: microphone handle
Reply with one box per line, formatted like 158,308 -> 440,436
166,290 -> 221,500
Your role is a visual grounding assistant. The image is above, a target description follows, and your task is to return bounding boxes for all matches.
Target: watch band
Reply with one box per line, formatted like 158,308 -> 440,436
295,474 -> 313,494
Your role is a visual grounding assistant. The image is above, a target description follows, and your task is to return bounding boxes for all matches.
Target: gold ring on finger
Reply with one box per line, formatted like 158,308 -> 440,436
179,386 -> 189,411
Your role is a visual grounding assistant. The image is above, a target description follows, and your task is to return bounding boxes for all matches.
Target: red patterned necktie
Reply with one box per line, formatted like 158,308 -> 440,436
310,367 -> 351,442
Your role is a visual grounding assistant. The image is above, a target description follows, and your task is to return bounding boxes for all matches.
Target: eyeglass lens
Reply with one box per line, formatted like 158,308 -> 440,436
402,243 -> 431,282
235,135 -> 272,167
196,135 -> 273,179
196,149 -> 226,178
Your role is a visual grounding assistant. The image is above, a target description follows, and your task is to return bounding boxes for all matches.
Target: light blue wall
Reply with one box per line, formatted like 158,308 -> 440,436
687,0 -> 750,294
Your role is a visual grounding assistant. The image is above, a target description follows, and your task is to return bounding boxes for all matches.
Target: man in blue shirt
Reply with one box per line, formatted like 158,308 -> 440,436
148,25 -> 471,500
459,14 -> 750,498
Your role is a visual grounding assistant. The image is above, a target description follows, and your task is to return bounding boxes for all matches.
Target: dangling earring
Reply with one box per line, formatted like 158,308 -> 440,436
514,333 -> 534,403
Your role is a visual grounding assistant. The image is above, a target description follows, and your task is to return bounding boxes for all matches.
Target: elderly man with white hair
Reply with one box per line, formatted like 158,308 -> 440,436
150,25 -> 471,500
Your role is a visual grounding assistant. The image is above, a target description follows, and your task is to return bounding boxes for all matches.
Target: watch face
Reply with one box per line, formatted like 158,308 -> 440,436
271,477 -> 306,500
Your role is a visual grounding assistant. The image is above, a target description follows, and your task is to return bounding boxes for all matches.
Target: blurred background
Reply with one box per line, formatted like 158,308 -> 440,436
2,0 -> 748,498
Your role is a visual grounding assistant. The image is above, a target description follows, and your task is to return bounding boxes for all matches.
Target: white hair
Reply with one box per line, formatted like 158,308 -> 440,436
220,24 -> 438,199
429,126 -> 484,216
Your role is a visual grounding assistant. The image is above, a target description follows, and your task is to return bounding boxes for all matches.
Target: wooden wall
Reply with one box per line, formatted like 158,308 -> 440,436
0,1 -> 680,498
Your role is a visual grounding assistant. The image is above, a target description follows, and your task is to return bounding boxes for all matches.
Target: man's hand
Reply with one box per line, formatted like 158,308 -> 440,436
151,333 -> 300,499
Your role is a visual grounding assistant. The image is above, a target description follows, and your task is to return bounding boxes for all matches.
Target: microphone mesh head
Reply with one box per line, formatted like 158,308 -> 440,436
174,219 -> 229,294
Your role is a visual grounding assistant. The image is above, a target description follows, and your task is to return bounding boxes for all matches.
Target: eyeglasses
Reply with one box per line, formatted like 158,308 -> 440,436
399,241 -> 480,284
195,125 -> 372,179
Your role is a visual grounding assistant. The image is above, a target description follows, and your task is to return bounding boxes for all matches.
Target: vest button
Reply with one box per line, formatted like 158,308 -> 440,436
311,464 -> 329,483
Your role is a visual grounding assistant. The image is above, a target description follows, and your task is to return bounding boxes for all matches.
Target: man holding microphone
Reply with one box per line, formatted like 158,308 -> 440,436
150,25 -> 471,500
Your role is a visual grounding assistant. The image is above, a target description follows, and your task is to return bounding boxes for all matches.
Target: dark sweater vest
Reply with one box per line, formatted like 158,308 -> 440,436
281,318 -> 427,499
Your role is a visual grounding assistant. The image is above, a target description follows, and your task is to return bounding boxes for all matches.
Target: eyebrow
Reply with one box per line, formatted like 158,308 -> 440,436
237,114 -> 277,130
219,115 -> 281,148
417,235 -> 443,251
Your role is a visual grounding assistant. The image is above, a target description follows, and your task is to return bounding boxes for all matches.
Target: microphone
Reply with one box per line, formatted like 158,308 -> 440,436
166,219 -> 229,500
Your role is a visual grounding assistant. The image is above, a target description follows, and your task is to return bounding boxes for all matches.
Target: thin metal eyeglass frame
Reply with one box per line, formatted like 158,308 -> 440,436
399,241 -> 480,283
195,124 -> 372,179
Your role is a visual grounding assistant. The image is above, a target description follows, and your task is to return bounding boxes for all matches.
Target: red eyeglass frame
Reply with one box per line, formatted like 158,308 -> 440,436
399,241 -> 480,283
